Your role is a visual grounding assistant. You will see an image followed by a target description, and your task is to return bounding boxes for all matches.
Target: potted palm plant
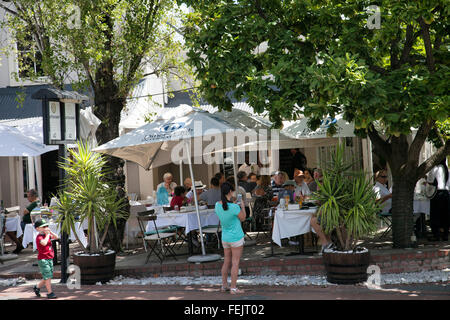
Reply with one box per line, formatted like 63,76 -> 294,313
54,141 -> 126,284
311,144 -> 380,284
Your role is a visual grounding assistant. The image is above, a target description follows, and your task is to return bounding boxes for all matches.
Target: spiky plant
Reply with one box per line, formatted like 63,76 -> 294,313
311,144 -> 380,251
54,141 -> 126,254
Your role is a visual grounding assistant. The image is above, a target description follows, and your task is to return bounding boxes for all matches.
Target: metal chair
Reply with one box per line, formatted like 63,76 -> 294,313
254,207 -> 274,241
377,211 -> 392,240
137,212 -> 177,264
201,222 -> 222,249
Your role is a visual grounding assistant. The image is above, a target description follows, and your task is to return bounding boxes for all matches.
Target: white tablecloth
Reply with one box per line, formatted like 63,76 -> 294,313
272,207 -> 317,247
145,209 -> 219,235
22,222 -> 88,251
5,215 -> 23,238
413,199 -> 430,215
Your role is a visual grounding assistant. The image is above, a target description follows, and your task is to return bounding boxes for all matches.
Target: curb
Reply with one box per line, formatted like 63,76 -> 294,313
1,248 -> 448,281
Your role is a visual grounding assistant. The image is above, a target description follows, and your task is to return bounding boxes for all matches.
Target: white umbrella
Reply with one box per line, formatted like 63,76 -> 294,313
0,124 -> 55,157
282,114 -> 355,140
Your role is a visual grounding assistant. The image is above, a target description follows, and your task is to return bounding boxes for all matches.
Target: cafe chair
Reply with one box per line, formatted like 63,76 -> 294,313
201,223 -> 222,250
242,200 -> 256,240
376,211 -> 393,240
137,212 -> 177,264
136,210 -> 177,252
254,208 -> 274,241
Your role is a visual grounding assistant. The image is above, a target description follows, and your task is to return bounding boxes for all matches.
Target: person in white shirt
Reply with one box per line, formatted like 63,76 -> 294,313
426,159 -> 449,241
373,170 -> 392,214
293,170 -> 311,197
238,152 -> 260,176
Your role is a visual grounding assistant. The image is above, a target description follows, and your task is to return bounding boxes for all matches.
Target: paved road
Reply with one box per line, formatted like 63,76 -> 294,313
0,281 -> 449,300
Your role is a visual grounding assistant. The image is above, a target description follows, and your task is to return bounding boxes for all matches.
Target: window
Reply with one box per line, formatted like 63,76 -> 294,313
16,34 -> 44,79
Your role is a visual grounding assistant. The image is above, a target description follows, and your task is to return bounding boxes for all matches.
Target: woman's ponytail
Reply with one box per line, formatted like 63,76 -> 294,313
221,182 -> 235,211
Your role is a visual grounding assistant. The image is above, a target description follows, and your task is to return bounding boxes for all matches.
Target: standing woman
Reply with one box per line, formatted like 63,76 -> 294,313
215,182 -> 246,294
427,159 -> 450,241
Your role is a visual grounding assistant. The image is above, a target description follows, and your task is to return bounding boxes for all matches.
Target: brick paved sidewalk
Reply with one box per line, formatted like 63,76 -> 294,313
0,281 -> 449,300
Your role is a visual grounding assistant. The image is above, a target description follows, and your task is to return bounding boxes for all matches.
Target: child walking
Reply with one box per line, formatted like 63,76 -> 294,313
33,219 -> 59,299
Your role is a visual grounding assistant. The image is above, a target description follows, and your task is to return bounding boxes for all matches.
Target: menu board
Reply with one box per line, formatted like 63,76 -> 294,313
49,101 -> 61,140
64,102 -> 77,141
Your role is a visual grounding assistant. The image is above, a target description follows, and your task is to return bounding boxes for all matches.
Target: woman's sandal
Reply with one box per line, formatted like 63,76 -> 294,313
220,286 -> 230,292
230,287 -> 244,294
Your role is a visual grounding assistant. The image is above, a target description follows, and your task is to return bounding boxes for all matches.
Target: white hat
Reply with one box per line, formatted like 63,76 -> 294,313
193,181 -> 206,189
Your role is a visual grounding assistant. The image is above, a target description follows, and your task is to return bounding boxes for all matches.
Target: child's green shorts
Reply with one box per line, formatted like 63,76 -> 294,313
38,259 -> 54,280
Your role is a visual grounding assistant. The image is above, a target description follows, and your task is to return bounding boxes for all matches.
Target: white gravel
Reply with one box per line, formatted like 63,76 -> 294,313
1,270 -> 448,288
105,269 -> 450,287
0,277 -> 26,287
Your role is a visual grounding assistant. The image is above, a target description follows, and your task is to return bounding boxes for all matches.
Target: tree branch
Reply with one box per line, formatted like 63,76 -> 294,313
367,125 -> 392,161
418,17 -> 435,72
399,25 -> 421,66
0,3 -> 18,16
416,139 -> 450,178
408,119 -> 435,168
369,65 -> 388,75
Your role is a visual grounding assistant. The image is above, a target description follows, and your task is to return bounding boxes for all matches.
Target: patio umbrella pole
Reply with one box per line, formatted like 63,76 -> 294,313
179,160 -> 183,186
185,141 -> 221,263
231,149 -> 239,193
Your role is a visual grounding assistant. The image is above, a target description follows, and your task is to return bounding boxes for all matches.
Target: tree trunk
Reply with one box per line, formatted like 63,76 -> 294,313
388,135 -> 416,248
391,176 -> 416,248
93,82 -> 129,251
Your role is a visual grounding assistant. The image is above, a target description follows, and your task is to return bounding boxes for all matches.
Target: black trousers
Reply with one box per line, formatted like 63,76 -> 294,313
430,190 -> 450,237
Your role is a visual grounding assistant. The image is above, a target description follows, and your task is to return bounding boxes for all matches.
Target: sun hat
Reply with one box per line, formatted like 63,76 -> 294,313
34,218 -> 49,228
283,180 -> 296,187
294,170 -> 305,177
193,181 -> 206,189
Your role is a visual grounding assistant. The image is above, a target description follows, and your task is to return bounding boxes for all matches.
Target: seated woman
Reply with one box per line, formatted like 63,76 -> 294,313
156,172 -> 177,205
252,175 -> 273,229
170,186 -> 187,210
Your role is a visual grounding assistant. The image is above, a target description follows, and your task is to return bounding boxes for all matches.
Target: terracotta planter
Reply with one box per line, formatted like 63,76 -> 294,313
322,249 -> 370,284
73,250 -> 116,285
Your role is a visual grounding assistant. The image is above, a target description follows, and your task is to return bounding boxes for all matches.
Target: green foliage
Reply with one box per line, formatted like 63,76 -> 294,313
311,144 -> 380,251
179,0 -> 449,138
54,141 -> 126,254
0,0 -> 193,109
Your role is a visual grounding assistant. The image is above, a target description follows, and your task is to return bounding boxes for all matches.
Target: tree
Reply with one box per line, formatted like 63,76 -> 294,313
0,0 -> 192,251
179,0 -> 450,248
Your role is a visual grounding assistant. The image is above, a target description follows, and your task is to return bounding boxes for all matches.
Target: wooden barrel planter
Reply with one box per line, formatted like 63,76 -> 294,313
73,250 -> 116,285
322,249 -> 370,285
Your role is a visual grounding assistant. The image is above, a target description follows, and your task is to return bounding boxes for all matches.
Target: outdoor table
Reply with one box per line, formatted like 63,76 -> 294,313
272,206 -> 317,255
145,207 -> 219,255
5,214 -> 23,238
22,221 -> 87,253
413,197 -> 430,238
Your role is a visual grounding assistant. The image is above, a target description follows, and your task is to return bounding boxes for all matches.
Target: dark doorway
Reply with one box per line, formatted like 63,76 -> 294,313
41,150 -> 59,204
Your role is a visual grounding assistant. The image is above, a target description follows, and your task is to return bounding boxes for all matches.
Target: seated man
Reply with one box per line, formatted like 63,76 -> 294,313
310,215 -> 332,253
199,177 -> 222,206
186,181 -> 206,204
270,171 -> 285,198
8,189 -> 40,254
373,170 -> 392,214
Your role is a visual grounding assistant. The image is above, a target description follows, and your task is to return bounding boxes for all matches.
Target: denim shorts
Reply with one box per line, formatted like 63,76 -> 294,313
38,259 -> 54,280
222,237 -> 245,249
